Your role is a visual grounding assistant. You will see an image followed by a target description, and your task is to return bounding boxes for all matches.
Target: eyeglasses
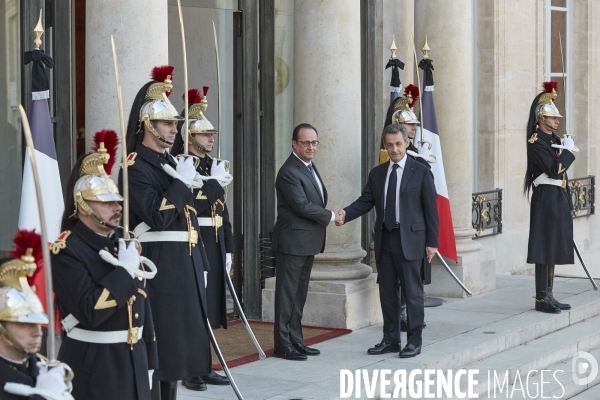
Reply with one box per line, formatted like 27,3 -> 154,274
296,140 -> 320,148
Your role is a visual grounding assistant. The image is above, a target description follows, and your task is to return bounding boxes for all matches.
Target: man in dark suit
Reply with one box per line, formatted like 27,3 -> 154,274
337,124 -> 438,358
272,123 -> 337,361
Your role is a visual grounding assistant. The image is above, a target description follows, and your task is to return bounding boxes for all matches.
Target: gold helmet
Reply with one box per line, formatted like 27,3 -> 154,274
536,81 -> 562,124
139,66 -> 184,145
72,130 -> 123,227
183,87 -> 217,152
391,84 -> 420,125
0,231 -> 48,355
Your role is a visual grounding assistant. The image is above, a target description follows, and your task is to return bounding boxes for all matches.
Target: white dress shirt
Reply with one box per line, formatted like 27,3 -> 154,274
383,154 -> 407,224
293,152 -> 335,221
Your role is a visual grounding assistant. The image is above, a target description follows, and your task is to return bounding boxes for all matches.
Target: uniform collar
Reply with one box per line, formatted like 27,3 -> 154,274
536,128 -> 560,144
73,220 -> 119,253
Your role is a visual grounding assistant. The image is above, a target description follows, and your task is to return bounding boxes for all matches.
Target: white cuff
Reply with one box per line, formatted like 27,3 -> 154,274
330,211 -> 335,222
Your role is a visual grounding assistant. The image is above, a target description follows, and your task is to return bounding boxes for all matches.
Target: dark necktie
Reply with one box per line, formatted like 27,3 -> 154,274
307,163 -> 313,173
384,164 -> 399,231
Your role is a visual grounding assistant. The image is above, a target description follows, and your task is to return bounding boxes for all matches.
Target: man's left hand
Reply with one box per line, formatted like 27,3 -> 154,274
425,247 -> 437,263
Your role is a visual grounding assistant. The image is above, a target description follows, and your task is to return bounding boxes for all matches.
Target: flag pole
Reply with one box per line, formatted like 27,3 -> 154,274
410,32 -> 424,145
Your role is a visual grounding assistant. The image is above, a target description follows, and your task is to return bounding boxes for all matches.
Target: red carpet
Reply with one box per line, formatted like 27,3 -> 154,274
211,320 -> 352,370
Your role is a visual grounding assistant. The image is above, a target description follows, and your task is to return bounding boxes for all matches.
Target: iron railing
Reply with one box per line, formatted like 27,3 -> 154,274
472,189 -> 503,238
570,176 -> 595,218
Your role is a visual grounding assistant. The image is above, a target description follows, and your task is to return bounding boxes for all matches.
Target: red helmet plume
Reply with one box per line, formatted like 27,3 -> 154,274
404,84 -> 419,108
9,229 -> 43,286
92,130 -> 119,175
183,89 -> 202,105
151,65 -> 174,97
202,86 -> 209,98
543,81 -> 558,94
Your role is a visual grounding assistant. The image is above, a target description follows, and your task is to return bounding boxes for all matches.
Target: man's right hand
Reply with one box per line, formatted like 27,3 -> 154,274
118,239 -> 138,279
176,157 -> 197,182
335,210 -> 346,226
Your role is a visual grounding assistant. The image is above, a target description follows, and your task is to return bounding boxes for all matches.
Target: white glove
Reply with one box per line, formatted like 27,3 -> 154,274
192,172 -> 205,188
416,142 -> 437,164
117,239 -> 138,279
204,271 -> 208,288
563,135 -> 575,150
149,370 -> 154,390
176,157 -> 197,182
211,158 -> 228,179
226,253 -> 232,274
35,362 -> 69,398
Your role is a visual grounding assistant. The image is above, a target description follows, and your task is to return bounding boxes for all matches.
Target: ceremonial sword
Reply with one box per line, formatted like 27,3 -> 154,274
573,241 -> 598,291
435,252 -> 473,297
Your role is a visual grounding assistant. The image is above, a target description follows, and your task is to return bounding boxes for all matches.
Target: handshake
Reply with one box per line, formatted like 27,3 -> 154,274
334,210 -> 346,226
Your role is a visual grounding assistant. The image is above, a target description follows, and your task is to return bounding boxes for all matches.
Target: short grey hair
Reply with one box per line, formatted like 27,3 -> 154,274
381,124 -> 408,143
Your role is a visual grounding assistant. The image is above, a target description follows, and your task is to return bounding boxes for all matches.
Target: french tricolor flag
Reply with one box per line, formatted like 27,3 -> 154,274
417,57 -> 457,262
18,48 -> 64,312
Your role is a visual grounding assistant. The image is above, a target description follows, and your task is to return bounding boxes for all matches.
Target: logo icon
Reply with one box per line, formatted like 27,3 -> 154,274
572,351 -> 598,385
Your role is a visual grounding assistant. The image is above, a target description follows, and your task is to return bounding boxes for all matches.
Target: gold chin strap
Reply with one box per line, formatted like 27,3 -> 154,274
142,115 -> 174,145
74,196 -> 117,229
188,133 -> 209,153
0,323 -> 29,357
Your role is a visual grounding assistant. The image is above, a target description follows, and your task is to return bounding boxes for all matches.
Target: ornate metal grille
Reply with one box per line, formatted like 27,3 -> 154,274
472,189 -> 503,238
570,176 -> 595,218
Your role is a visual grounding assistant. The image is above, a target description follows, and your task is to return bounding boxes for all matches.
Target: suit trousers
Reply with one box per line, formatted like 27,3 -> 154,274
378,228 -> 424,346
274,252 -> 315,349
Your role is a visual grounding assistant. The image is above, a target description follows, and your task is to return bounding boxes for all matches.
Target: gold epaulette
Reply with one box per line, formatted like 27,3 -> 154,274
125,152 -> 137,166
50,231 -> 71,255
527,133 -> 538,144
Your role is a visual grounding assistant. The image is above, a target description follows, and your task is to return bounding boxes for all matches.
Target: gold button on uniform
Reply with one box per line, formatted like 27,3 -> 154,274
135,313 -> 139,319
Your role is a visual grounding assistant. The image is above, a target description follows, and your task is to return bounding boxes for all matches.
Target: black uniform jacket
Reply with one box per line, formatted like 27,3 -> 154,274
0,354 -> 44,400
51,221 -> 157,400
194,155 -> 233,329
344,156 -> 439,265
527,129 -> 576,265
272,153 -> 332,256
119,144 -> 211,381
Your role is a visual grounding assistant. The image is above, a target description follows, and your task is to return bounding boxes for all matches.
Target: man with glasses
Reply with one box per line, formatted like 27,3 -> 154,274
272,123 -> 338,361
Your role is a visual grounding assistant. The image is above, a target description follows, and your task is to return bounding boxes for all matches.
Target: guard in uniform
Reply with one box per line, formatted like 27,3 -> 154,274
120,66 -> 212,400
171,88 -> 231,390
52,130 -> 158,400
524,81 -> 577,314
383,84 -> 431,331
0,230 -> 73,400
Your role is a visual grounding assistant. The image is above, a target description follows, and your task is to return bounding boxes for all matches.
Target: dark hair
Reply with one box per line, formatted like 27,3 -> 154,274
292,123 -> 318,141
381,124 -> 407,144
125,81 -> 154,153
384,97 -> 401,127
60,153 -> 90,231
523,92 -> 544,197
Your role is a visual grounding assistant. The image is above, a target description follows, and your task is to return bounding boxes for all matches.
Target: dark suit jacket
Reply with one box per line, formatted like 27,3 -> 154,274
272,153 -> 332,256
344,156 -> 439,261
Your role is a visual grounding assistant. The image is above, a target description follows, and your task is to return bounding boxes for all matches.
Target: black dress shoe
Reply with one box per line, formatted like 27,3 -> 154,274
202,370 -> 230,385
293,342 -> 320,356
182,376 -> 207,391
400,343 -> 422,358
367,341 -> 400,355
273,346 -> 308,361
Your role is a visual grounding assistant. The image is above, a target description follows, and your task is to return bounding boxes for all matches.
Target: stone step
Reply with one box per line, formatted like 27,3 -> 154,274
438,314 -> 600,399
569,377 -> 600,400
479,346 -> 600,399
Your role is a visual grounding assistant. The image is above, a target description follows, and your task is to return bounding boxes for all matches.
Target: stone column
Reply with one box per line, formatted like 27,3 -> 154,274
262,0 -> 380,329
85,0 -> 168,167
415,0 -> 495,297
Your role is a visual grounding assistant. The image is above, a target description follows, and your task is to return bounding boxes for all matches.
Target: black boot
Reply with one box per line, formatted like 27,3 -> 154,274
547,265 -> 571,310
535,264 -> 561,314
160,381 -> 178,400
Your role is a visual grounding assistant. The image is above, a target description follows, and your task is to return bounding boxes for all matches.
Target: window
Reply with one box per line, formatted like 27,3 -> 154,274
545,0 -> 571,138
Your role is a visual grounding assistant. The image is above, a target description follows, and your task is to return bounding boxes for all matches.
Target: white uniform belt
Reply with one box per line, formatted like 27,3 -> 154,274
134,222 -> 191,242
66,326 -> 143,344
197,217 -> 217,227
533,173 -> 564,187
137,231 -> 190,242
